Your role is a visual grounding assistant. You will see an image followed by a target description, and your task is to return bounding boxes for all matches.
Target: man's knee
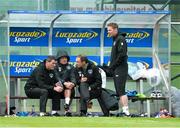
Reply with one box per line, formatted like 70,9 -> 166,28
81,96 -> 89,102
117,92 -> 126,97
80,82 -> 89,87
40,89 -> 49,96
67,89 -> 75,99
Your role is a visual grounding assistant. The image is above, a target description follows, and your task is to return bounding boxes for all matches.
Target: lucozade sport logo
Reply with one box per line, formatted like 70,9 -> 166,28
105,28 -> 153,47
125,31 -> 150,44
55,30 -> 98,44
10,55 -> 47,77
9,29 -> 46,44
107,31 -> 150,44
10,59 -> 41,74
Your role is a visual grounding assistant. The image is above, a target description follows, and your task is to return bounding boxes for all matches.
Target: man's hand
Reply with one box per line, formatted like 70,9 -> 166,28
64,82 -> 75,89
53,85 -> 63,93
80,77 -> 87,83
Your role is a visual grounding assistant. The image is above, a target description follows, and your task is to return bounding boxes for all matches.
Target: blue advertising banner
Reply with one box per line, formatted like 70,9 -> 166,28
104,28 -> 153,47
10,55 -> 47,77
10,55 -> 100,77
68,56 -> 100,66
10,27 -> 49,46
10,54 -> 152,77
52,28 -> 100,47
10,27 -> 153,48
104,56 -> 152,68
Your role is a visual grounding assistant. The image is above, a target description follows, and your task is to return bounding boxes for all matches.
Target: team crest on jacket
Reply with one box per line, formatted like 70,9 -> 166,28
58,67 -> 62,72
88,69 -> 93,74
49,73 -> 54,78
66,65 -> 71,70
78,71 -> 82,77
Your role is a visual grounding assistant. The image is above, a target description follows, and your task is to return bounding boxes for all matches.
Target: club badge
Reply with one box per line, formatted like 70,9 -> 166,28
58,67 -> 62,72
49,73 -> 54,78
78,71 -> 82,77
88,69 -> 93,74
66,65 -> 71,70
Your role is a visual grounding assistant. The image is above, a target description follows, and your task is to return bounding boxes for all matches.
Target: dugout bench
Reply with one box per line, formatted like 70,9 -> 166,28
10,77 -> 167,117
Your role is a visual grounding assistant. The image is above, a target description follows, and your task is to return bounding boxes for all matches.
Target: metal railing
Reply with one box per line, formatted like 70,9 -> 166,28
154,52 -> 170,91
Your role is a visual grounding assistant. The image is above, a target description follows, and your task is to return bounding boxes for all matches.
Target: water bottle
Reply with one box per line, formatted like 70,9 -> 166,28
56,81 -> 63,87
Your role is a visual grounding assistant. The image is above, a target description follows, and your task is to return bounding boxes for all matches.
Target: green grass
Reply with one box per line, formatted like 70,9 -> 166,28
171,28 -> 180,89
0,117 -> 180,128
171,65 -> 180,88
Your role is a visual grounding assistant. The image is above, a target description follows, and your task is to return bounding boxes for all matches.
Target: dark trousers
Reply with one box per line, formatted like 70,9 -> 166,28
113,64 -> 128,96
79,83 -> 109,116
25,87 -> 63,112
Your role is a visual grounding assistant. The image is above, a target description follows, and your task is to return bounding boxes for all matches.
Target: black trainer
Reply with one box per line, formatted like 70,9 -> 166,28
65,111 -> 72,117
64,104 -> 70,111
116,112 -> 131,117
52,112 -> 60,117
80,112 -> 87,117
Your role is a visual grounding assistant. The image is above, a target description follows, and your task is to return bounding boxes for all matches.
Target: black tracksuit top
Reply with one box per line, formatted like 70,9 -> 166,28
74,61 -> 102,89
109,33 -> 128,70
54,63 -> 76,86
24,61 -> 58,91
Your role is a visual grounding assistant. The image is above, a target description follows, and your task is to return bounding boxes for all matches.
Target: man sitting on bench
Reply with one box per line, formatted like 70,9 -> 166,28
55,50 -> 76,116
74,55 -> 109,116
24,56 -> 63,116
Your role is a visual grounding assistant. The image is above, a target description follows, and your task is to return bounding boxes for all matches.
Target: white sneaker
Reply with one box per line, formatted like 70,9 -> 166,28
122,106 -> 130,116
39,112 -> 45,116
123,110 -> 130,116
39,112 -> 49,116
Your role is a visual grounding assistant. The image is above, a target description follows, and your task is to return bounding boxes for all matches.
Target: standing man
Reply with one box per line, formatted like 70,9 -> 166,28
74,55 -> 109,116
55,50 -> 76,116
107,23 -> 130,116
24,56 -> 63,116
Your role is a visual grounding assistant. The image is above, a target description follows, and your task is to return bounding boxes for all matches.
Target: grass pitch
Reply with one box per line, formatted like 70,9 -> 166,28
0,117 -> 180,128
